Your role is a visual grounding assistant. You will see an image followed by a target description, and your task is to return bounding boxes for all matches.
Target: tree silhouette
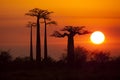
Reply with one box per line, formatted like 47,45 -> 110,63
26,21 -> 36,61
25,8 -> 46,62
91,51 -> 110,63
41,10 -> 57,61
51,26 -> 90,64
74,46 -> 88,65
0,50 -> 12,64
44,21 -> 57,61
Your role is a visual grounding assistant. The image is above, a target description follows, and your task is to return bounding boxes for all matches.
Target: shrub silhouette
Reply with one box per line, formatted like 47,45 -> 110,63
74,46 -> 88,65
42,56 -> 56,65
90,51 -> 110,63
58,47 -> 88,65
13,57 -> 32,64
0,51 -> 12,64
58,53 -> 67,64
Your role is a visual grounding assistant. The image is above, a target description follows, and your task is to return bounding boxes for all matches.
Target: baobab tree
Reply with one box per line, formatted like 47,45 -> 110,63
36,9 -> 57,61
43,20 -> 57,61
26,22 -> 36,61
51,26 -> 90,64
25,8 -> 46,62
42,11 -> 57,61
41,10 -> 53,61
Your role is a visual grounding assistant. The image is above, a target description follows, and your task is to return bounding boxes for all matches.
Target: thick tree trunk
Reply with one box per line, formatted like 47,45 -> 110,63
44,19 -> 48,61
30,26 -> 33,61
67,36 -> 74,64
36,17 -> 41,62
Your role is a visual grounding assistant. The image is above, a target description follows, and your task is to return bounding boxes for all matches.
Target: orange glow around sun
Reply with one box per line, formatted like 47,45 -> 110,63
90,31 -> 105,44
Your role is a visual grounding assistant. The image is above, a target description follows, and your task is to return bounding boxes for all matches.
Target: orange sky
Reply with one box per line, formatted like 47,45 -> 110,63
0,0 -> 120,58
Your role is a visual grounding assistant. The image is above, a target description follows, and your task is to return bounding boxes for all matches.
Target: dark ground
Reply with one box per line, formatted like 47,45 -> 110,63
0,62 -> 120,80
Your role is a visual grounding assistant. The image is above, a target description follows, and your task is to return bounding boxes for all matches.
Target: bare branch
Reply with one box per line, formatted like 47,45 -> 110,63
41,10 -> 53,20
26,21 -> 36,28
61,26 -> 73,32
51,31 -> 68,38
47,21 -> 57,25
61,26 -> 85,33
25,8 -> 46,18
77,30 -> 91,35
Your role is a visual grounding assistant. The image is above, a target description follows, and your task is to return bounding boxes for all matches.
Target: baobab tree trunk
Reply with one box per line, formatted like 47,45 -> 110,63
67,36 -> 74,64
36,17 -> 41,62
44,19 -> 48,61
30,26 -> 33,61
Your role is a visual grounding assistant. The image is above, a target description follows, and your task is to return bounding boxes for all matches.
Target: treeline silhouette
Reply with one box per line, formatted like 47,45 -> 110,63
0,8 -> 120,80
0,47 -> 120,65
0,47 -> 120,80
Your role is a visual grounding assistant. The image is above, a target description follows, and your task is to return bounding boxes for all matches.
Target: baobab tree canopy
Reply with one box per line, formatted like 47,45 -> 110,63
25,8 -> 44,18
25,8 -> 53,20
51,26 -> 90,38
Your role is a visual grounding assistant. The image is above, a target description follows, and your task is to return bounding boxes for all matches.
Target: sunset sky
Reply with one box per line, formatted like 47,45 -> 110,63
0,0 -> 120,59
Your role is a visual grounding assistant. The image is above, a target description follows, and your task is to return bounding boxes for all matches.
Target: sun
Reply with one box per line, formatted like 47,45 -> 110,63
90,31 -> 105,44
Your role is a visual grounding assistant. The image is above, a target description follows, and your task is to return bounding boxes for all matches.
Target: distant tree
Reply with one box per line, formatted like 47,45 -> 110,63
112,56 -> 120,64
59,53 -> 67,64
0,51 -> 12,64
26,21 -> 36,61
90,51 -> 110,63
14,57 -> 31,63
58,47 -> 88,65
51,26 -> 90,64
41,10 -> 57,61
42,56 -> 56,65
26,8 -> 46,62
44,21 -> 57,62
74,46 -> 88,64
